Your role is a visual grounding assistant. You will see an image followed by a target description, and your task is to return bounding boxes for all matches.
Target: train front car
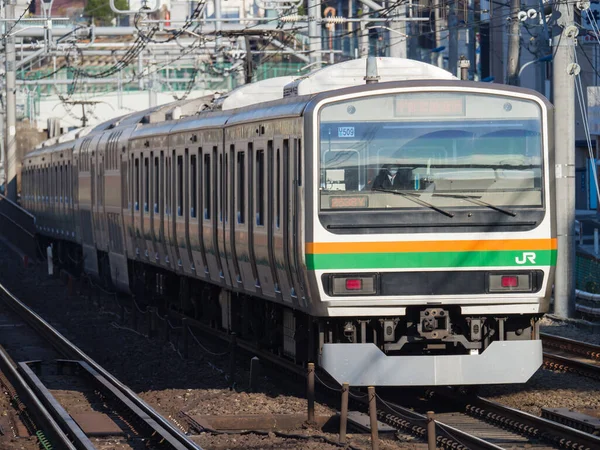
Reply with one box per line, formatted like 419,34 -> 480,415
305,81 -> 555,386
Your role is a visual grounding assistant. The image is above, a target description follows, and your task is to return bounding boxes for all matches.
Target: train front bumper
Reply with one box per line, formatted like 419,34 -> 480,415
321,340 -> 542,386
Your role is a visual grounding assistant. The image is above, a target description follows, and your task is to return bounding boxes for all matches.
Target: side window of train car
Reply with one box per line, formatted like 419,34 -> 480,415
154,156 -> 159,213
237,150 -> 245,224
190,153 -> 197,218
144,157 -> 149,212
224,152 -> 228,223
276,147 -> 281,229
256,149 -> 265,226
177,154 -> 183,217
122,158 -> 128,209
165,154 -> 171,216
55,165 -> 58,203
204,153 -> 211,220
218,153 -> 223,222
135,157 -> 140,211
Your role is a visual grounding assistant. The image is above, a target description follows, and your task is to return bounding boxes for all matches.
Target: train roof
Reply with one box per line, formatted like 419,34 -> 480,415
282,57 -> 456,98
220,76 -> 298,110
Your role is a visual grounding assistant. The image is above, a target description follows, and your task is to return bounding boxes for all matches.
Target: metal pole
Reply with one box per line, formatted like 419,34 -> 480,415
448,0 -> 458,76
433,0 -> 443,68
360,5 -> 370,58
389,5 -> 407,58
307,362 -> 315,423
467,0 -> 475,79
427,411 -> 436,450
339,382 -> 349,444
215,0 -> 222,51
367,386 -> 379,450
506,0 -> 521,85
490,0 -> 505,82
553,0 -> 577,318
5,0 -> 17,202
308,0 -> 322,68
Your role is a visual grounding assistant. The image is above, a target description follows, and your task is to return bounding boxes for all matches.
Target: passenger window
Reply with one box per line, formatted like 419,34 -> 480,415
177,155 -> 183,216
256,149 -> 264,226
154,156 -> 159,213
191,154 -> 197,218
122,160 -> 128,209
204,154 -> 211,219
237,151 -> 245,224
144,157 -> 149,212
135,157 -> 139,211
276,147 -> 281,228
219,154 -> 223,222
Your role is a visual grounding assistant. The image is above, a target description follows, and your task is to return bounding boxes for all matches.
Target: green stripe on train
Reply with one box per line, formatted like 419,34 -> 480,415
306,250 -> 557,270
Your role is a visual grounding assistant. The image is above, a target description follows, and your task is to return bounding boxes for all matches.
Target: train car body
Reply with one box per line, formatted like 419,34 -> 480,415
21,58 -> 555,386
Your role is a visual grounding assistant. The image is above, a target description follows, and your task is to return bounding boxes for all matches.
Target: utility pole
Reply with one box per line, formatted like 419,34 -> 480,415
360,4 -> 370,57
490,0 -> 505,82
448,0 -> 458,76
467,0 -> 475,79
433,0 -> 443,68
389,3 -> 407,58
244,35 -> 253,84
5,0 -> 17,202
553,0 -> 578,318
506,0 -> 521,85
308,0 -> 322,67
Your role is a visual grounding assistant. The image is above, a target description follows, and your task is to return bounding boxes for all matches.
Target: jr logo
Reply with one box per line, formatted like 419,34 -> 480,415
515,252 -> 537,264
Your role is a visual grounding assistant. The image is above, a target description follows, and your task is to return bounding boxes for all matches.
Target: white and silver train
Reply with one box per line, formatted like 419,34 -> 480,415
21,57 -> 555,386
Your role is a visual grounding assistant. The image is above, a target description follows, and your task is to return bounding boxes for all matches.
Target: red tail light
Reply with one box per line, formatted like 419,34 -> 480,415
345,279 -> 363,290
501,276 -> 519,288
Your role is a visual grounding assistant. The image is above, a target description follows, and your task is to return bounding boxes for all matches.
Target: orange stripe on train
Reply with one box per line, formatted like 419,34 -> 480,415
306,238 -> 557,254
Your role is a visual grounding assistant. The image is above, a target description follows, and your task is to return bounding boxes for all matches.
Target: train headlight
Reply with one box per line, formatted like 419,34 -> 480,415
330,274 -> 378,296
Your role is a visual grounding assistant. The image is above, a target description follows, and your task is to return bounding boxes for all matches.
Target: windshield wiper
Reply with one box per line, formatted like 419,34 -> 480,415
374,188 -> 454,218
432,193 -> 516,217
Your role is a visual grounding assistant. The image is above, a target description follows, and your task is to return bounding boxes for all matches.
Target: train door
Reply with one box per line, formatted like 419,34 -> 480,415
142,151 -> 155,262
201,146 -> 218,283
226,144 -> 240,288
150,151 -> 161,264
97,153 -> 108,252
132,151 -> 144,259
273,138 -> 292,303
234,142 -> 255,292
266,140 -> 281,299
189,145 -> 207,279
172,149 -> 183,272
252,139 -> 275,298
175,147 -> 193,275
286,137 -> 302,302
154,150 -> 169,266
164,149 -> 176,270
216,143 -> 231,286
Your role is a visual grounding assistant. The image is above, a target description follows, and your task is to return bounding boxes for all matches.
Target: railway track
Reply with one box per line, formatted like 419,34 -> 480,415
156,309 -> 600,449
0,282 -> 203,450
542,332 -> 600,379
418,389 -> 600,449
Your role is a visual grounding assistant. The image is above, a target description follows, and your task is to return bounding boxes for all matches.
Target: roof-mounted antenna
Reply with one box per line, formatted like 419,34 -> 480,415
364,56 -> 380,84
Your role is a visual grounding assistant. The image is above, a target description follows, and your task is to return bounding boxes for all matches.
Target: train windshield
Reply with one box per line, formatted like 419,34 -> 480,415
318,92 -> 544,212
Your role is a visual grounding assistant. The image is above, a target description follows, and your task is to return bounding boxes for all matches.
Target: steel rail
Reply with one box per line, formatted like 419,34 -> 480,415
541,332 -> 600,360
0,282 -> 203,450
543,352 -> 600,379
471,396 -> 600,450
435,389 -> 600,450
0,347 -> 77,450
